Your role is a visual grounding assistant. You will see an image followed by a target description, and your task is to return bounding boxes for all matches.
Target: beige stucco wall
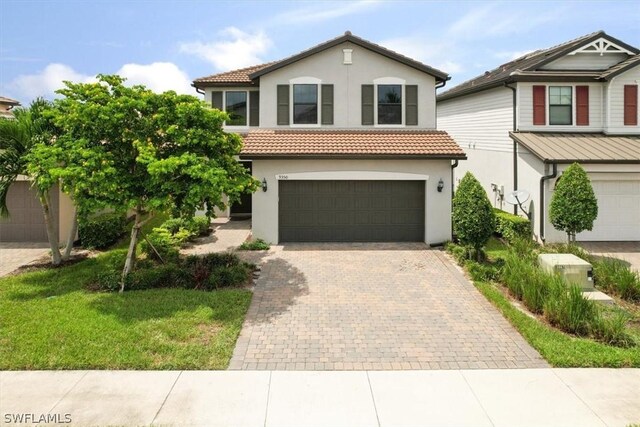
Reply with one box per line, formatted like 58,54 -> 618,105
258,41 -> 437,129
251,159 -> 453,244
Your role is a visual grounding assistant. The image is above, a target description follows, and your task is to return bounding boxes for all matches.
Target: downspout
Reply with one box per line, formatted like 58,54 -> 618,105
539,163 -> 558,243
435,78 -> 448,128
504,82 -> 517,214
451,159 -> 459,242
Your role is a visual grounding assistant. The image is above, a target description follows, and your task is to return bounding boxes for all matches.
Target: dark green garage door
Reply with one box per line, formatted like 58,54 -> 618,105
279,180 -> 425,242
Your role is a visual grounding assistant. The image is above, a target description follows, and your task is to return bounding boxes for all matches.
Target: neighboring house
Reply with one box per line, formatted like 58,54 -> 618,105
437,31 -> 640,243
193,32 -> 465,244
0,96 -> 74,243
0,96 -> 20,119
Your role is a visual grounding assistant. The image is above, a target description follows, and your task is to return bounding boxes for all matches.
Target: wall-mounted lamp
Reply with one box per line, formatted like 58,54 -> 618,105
437,178 -> 444,193
261,178 -> 268,192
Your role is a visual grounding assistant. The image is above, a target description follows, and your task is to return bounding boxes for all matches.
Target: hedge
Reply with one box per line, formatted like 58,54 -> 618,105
79,212 -> 127,249
494,208 -> 531,242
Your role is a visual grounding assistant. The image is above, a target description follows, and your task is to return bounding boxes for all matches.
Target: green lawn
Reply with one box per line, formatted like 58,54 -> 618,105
475,237 -> 640,367
0,249 -> 252,370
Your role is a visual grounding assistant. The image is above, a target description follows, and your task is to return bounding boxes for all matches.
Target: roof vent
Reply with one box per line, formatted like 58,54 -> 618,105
343,48 -> 353,65
345,30 -> 352,36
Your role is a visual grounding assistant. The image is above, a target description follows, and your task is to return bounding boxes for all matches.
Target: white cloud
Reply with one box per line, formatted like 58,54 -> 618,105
269,0 -> 381,25
7,63 -> 94,100
380,36 -> 462,74
116,62 -> 192,94
493,50 -> 535,61
179,27 -> 272,71
6,62 -> 193,102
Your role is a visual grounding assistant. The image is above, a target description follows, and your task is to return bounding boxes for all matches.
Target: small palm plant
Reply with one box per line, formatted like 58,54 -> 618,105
0,99 -> 64,265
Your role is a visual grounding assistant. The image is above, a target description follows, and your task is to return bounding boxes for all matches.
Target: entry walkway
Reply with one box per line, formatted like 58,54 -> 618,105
1,369 -> 638,426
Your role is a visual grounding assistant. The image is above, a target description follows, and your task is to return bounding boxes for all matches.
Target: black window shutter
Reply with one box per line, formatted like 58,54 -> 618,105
249,91 -> 260,126
361,85 -> 374,125
277,85 -> 289,125
406,85 -> 418,126
211,91 -> 223,110
321,84 -> 334,125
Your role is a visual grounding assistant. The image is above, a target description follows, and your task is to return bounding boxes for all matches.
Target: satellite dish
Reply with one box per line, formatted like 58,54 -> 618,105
505,190 -> 530,205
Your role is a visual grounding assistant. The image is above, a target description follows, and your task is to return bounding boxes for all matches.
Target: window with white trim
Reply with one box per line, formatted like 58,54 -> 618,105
549,86 -> 572,125
293,84 -> 318,124
377,85 -> 402,125
225,91 -> 247,126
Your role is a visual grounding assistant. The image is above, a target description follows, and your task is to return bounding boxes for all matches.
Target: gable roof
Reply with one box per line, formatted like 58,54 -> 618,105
438,31 -> 640,101
599,54 -> 640,80
239,129 -> 465,159
193,31 -> 450,88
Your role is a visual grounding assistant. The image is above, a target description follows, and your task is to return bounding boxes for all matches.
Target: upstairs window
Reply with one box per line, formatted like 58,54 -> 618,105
378,85 -> 402,125
549,86 -> 572,125
293,84 -> 318,124
225,91 -> 247,126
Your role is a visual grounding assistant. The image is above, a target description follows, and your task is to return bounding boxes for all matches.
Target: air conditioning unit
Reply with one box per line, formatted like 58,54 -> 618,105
538,254 -> 594,291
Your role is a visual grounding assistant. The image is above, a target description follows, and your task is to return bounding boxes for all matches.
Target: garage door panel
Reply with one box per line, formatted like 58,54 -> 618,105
0,182 -> 58,242
279,180 -> 424,242
577,179 -> 640,241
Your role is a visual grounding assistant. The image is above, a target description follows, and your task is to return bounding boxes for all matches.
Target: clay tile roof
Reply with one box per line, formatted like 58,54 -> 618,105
240,129 -> 466,159
192,62 -> 278,86
0,96 -> 20,105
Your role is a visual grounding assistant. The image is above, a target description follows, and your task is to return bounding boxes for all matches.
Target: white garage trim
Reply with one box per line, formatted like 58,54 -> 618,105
275,171 -> 430,181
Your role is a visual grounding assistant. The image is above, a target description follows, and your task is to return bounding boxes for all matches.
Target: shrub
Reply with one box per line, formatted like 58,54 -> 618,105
590,311 -> 635,348
140,227 -> 187,263
239,238 -> 270,251
592,258 -> 640,301
79,212 -> 127,249
494,209 -> 531,243
544,283 -> 596,336
466,260 -> 501,282
549,163 -> 598,243
161,216 -> 210,238
207,263 -> 252,289
128,265 -> 180,290
95,269 -> 122,292
452,172 -> 495,259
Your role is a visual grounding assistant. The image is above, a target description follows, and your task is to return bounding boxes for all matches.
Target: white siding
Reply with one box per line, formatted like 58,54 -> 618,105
518,82 -> 605,132
606,64 -> 640,134
259,41 -> 437,129
541,53 -> 628,70
437,87 -> 515,208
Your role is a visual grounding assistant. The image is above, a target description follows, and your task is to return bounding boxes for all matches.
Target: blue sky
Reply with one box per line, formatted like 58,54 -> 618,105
2,0 -> 639,103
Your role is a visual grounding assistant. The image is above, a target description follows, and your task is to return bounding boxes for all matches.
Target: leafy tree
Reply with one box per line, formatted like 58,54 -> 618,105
0,99 -> 64,265
549,163 -> 598,243
452,172 -> 496,260
39,75 -> 258,290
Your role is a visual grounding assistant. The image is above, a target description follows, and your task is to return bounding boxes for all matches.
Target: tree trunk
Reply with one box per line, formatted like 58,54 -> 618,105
39,190 -> 62,266
62,208 -> 78,261
121,208 -> 142,292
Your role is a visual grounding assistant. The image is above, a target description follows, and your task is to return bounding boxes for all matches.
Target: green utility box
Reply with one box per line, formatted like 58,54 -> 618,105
538,253 -> 594,291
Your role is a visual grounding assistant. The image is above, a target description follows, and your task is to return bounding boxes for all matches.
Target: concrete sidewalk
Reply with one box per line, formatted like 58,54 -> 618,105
1,369 -> 638,427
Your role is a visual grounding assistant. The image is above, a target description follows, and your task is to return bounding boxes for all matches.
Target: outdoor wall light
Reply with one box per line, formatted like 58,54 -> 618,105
437,178 -> 444,193
261,178 -> 268,192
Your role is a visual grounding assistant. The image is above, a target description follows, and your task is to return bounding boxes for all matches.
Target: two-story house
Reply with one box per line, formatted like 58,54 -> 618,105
193,32 -> 465,244
437,31 -> 640,243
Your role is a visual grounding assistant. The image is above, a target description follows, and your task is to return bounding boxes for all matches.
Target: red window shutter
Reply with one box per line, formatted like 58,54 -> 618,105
533,85 -> 546,125
624,85 -> 638,126
576,86 -> 589,126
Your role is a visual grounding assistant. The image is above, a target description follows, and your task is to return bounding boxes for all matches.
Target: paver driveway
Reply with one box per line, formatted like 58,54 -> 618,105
0,242 -> 50,277
231,244 -> 547,370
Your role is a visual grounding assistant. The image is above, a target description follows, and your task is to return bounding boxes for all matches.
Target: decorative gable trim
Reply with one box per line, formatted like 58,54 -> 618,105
568,37 -> 635,56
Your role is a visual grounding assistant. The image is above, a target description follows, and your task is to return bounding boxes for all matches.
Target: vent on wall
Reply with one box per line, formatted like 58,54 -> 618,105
343,49 -> 353,65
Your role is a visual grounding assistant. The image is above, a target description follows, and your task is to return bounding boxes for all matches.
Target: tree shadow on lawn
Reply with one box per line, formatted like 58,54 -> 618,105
88,287 -> 252,324
5,250 -> 127,302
